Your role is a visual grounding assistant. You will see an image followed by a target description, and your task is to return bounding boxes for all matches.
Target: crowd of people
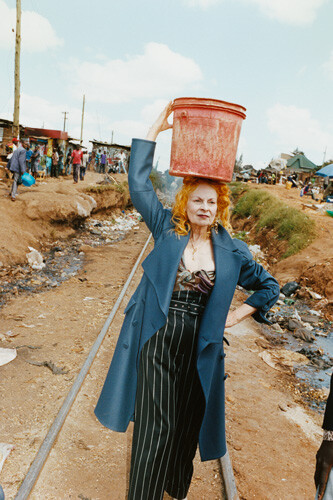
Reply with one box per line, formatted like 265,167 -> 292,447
5,139 -> 128,201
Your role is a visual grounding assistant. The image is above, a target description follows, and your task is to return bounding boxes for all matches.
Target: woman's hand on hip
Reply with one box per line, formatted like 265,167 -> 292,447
225,304 -> 257,328
146,101 -> 173,142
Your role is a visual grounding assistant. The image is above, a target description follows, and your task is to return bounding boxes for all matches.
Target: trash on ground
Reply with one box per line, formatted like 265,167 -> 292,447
0,443 -> 14,473
259,349 -> 310,372
0,347 -> 17,366
26,247 -> 45,270
24,359 -> 68,374
281,282 -> 300,297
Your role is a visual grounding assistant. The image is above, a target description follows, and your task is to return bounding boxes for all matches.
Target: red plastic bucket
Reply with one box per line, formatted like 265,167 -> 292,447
170,97 -> 246,182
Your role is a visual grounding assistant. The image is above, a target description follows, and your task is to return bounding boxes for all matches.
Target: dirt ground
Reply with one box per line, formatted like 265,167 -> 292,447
0,171 -> 129,266
0,178 -> 331,499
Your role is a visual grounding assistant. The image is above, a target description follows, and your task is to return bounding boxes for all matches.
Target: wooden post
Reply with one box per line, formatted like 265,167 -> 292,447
13,0 -> 21,139
80,95 -> 85,145
62,111 -> 68,132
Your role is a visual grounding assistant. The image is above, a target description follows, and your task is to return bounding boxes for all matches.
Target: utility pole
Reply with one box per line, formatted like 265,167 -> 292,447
111,130 -> 114,144
62,111 -> 68,132
323,146 -> 327,165
13,0 -> 21,139
80,94 -> 85,145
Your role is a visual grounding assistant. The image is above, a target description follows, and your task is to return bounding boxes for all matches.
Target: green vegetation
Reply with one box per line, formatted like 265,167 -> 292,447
232,189 -> 315,258
85,181 -> 127,194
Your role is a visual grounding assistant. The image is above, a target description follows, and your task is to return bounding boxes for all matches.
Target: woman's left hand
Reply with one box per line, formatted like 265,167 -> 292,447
225,304 -> 257,328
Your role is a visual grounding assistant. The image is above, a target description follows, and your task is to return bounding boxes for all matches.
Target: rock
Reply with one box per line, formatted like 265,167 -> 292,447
271,323 -> 284,333
300,314 -> 319,325
281,281 -> 300,297
287,318 -> 304,331
293,328 -> 316,342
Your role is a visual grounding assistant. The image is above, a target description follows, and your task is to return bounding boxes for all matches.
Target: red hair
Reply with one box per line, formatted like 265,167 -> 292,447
171,177 -> 231,236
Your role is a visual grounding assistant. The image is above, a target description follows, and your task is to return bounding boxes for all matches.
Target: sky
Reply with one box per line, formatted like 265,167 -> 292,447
0,0 -> 333,171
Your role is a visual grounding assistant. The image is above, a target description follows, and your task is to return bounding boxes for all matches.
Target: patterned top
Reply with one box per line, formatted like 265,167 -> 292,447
173,257 -> 215,295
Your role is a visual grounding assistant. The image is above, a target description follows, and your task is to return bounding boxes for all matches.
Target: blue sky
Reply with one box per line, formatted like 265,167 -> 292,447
0,0 -> 332,170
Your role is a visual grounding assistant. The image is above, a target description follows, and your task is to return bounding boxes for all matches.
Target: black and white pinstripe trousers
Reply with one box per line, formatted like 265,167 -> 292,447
128,290 -> 206,500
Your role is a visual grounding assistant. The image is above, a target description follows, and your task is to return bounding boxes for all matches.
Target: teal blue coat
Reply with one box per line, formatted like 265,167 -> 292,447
95,139 -> 280,461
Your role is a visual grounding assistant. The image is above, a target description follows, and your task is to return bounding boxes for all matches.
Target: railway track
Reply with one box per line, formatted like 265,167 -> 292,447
11,233 -> 238,500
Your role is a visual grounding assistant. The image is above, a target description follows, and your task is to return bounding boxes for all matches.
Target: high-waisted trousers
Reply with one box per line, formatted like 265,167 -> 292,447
128,290 -> 206,500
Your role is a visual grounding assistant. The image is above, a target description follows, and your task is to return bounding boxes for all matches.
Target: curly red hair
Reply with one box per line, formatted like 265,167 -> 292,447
171,177 -> 231,236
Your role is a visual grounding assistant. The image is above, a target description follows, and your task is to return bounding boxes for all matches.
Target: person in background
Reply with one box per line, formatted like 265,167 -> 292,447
8,139 -> 29,201
58,149 -> 64,175
30,144 -> 40,179
80,150 -> 89,180
71,145 -> 83,184
51,148 -> 59,178
119,149 -> 127,173
65,148 -> 72,175
100,151 -> 107,174
25,144 -> 33,173
315,374 -> 333,500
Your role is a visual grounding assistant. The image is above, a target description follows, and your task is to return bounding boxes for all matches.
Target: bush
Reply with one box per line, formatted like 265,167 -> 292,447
233,189 -> 315,258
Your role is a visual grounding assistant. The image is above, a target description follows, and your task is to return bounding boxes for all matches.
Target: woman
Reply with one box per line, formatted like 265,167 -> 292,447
95,102 -> 280,499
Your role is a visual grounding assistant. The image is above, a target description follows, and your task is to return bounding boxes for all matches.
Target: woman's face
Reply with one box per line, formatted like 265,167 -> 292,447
186,183 -> 218,228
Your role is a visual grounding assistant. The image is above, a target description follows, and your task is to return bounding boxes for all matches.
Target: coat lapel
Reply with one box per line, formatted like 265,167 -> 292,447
198,227 -> 242,345
142,231 -> 189,317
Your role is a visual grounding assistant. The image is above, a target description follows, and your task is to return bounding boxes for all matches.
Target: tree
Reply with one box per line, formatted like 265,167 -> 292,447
234,153 -> 243,173
291,148 -> 305,156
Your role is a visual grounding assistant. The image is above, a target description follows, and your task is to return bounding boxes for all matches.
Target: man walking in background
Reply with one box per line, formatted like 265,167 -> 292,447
100,151 -> 107,174
71,145 -> 83,184
8,139 -> 29,201
80,150 -> 89,181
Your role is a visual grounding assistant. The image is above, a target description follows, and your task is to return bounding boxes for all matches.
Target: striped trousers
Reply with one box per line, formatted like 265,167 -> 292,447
128,291 -> 206,500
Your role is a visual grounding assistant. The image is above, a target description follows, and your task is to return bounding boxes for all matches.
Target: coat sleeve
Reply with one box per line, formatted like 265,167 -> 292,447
235,239 -> 280,324
323,373 -> 333,431
128,138 -> 169,240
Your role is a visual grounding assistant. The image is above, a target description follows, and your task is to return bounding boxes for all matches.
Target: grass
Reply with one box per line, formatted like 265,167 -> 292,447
232,189 -> 315,258
85,181 -> 127,195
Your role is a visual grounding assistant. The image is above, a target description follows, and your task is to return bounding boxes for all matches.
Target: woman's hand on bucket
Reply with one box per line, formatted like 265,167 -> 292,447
146,101 -> 173,142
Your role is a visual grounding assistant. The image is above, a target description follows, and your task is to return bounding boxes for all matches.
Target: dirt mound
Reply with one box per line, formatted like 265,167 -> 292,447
0,173 -> 130,266
299,259 -> 333,300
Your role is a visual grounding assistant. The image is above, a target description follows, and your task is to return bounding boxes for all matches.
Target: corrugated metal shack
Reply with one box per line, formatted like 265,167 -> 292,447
90,140 -> 131,170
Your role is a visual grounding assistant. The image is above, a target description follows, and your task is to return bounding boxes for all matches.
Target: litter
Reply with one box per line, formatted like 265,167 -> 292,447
0,348 -> 17,367
26,247 -> 45,270
24,359 -> 68,375
259,349 -> 310,372
0,443 -> 14,473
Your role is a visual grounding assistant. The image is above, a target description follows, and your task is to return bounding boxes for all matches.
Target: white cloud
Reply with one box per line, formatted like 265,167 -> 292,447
323,50 -> 333,79
266,103 -> 333,159
184,0 -> 328,25
246,0 -> 328,25
67,42 -> 203,104
0,0 -> 63,52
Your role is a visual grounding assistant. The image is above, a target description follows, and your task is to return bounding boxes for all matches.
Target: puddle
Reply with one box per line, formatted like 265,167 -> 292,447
261,297 -> 332,413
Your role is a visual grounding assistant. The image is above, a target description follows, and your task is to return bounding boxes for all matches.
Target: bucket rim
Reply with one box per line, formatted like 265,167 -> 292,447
172,97 -> 246,119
